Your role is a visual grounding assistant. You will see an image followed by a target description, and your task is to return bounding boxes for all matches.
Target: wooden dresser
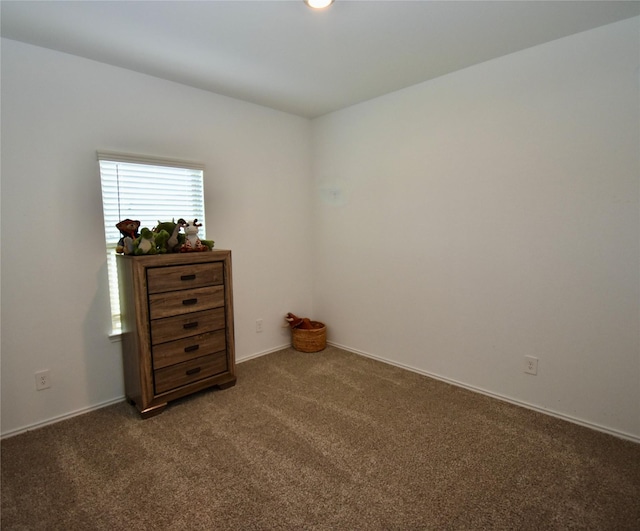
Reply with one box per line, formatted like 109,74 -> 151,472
117,251 -> 236,417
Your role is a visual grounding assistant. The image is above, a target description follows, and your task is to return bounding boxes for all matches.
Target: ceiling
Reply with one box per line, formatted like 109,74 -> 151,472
2,1 -> 639,118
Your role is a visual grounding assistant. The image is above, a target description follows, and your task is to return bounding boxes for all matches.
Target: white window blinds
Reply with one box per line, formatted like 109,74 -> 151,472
98,152 -> 206,334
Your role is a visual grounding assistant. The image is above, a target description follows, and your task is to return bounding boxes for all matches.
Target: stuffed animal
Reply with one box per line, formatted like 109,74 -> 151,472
154,219 -> 186,253
115,219 -> 141,254
134,227 -> 158,255
180,219 -> 208,252
153,229 -> 171,253
284,312 -> 315,329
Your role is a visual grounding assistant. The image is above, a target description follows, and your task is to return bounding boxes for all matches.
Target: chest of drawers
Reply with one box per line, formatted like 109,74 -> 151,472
117,251 -> 236,418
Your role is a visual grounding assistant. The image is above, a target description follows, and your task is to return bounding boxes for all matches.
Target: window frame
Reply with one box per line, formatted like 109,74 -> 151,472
98,151 -> 206,337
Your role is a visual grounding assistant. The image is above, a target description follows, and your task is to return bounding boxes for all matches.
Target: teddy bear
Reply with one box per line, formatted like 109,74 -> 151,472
115,219 -> 141,254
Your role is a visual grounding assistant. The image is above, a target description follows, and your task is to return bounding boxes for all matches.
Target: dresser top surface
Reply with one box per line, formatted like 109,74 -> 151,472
116,250 -> 231,267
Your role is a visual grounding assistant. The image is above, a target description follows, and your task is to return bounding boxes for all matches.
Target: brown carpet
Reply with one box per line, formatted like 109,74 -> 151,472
2,346 -> 639,530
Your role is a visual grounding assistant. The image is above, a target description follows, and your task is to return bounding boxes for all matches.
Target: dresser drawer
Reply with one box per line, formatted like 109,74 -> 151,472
148,286 -> 224,320
150,308 -> 225,345
147,263 -> 223,294
152,330 -> 226,369
154,352 -> 228,394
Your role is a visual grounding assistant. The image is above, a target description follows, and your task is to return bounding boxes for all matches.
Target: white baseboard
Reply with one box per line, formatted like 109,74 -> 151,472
1,345 -> 292,439
328,341 -> 640,444
1,396 -> 126,440
5,342 -> 637,444
237,343 -> 292,363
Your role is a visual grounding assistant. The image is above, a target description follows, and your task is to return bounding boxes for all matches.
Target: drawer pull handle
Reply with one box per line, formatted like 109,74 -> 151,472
182,298 -> 198,306
184,344 -> 200,353
186,367 -> 201,376
181,274 -> 196,281
183,322 -> 198,329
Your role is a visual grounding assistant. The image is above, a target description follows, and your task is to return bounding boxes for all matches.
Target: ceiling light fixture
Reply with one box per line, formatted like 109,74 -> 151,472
305,0 -> 334,9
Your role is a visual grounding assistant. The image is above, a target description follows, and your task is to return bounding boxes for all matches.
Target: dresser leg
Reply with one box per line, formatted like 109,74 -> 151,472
139,403 -> 167,419
217,378 -> 237,390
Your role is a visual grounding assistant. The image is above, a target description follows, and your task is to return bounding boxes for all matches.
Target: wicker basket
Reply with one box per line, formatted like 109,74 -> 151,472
292,322 -> 327,353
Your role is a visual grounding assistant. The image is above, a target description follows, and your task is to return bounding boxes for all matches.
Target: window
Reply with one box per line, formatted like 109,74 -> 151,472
98,152 -> 206,334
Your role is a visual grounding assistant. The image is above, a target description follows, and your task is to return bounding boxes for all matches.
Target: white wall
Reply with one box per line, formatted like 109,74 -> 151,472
311,17 -> 640,439
1,39 -> 313,436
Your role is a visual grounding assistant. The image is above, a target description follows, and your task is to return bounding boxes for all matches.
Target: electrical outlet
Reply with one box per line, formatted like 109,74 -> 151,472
524,356 -> 538,375
35,370 -> 51,390
256,319 -> 263,333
